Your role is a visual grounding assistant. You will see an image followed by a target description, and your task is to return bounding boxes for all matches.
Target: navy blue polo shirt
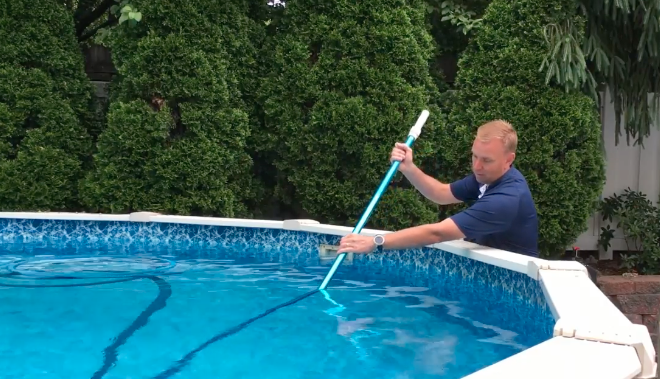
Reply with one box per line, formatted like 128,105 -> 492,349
449,167 -> 539,257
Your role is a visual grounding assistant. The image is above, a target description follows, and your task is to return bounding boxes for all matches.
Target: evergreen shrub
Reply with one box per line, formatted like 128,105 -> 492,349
257,0 -> 446,230
0,0 -> 95,211
81,0 -> 263,217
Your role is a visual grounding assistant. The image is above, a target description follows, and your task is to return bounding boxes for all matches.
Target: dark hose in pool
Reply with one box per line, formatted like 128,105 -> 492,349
151,288 -> 319,379
0,257 -> 174,379
90,276 -> 172,379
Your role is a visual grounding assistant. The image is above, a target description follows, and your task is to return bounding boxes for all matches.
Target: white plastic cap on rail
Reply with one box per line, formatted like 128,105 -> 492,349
408,109 -> 430,139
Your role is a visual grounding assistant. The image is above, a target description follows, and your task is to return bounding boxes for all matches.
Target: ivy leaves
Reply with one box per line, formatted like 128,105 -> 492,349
113,2 -> 142,25
427,0 -> 486,36
438,1 -> 483,35
94,0 -> 143,44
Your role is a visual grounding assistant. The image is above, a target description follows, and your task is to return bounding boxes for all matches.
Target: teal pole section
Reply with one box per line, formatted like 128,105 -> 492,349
318,110 -> 429,290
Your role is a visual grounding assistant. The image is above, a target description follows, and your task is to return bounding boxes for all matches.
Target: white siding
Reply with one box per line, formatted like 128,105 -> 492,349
571,89 -> 660,259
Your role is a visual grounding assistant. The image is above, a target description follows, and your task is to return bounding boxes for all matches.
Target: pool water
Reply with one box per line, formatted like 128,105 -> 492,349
0,248 -> 528,379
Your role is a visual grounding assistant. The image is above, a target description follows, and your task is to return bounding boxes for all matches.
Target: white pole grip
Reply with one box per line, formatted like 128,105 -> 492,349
408,109 -> 430,139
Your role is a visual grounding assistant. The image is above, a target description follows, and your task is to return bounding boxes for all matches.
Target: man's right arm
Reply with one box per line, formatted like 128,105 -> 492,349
402,165 -> 477,205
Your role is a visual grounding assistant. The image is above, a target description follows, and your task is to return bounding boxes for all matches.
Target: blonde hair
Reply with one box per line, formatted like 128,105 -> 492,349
476,120 -> 518,153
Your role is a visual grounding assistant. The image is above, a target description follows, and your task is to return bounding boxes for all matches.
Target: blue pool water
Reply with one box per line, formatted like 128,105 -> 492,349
1,247 -> 529,379
0,219 -> 556,379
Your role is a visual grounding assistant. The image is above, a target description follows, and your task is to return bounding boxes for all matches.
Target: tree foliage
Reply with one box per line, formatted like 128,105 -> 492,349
440,0 -> 606,257
80,0 -> 263,217
0,0 -> 95,211
541,0 -> 660,146
433,0 -> 660,147
257,0 -> 445,230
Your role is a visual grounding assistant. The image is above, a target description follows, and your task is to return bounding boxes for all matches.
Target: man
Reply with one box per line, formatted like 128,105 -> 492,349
337,120 -> 539,257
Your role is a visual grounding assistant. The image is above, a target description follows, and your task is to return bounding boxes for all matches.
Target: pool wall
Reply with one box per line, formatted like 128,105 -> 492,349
0,211 -> 655,378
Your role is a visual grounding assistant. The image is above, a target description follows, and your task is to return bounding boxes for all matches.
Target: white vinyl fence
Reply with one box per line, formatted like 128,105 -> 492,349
572,89 -> 660,259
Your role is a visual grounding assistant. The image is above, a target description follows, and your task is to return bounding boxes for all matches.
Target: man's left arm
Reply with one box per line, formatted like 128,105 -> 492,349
374,190 -> 519,251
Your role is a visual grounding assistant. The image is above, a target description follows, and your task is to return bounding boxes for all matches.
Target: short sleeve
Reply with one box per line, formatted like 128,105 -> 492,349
449,186 -> 519,239
449,173 -> 481,202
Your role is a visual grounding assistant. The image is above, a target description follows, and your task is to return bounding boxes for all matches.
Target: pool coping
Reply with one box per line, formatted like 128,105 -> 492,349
0,211 -> 655,378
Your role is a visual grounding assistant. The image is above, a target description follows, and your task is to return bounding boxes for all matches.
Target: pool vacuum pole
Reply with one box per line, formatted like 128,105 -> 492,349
318,109 -> 430,290
147,110 -> 431,378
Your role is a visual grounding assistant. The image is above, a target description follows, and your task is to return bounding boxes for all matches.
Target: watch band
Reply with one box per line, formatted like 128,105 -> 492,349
373,234 -> 385,253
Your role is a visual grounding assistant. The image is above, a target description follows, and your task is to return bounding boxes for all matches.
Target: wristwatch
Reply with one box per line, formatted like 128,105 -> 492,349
373,234 -> 385,253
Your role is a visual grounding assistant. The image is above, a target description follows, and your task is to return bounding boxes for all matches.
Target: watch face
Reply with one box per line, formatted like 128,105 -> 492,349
374,235 -> 385,245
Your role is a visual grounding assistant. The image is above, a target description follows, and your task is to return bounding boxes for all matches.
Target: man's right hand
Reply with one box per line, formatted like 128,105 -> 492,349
390,142 -> 414,173
388,142 -> 461,206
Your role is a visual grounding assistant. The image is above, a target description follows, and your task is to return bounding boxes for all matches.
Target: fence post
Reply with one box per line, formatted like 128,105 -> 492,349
656,306 -> 660,378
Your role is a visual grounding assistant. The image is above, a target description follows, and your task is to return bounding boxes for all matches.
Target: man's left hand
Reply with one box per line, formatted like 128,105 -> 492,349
337,234 -> 376,254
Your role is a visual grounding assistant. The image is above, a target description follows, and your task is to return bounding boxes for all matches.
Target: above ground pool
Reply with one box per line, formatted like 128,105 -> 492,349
0,213 -> 655,379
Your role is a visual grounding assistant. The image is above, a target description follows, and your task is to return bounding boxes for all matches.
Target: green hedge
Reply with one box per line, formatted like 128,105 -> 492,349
0,0 -> 94,211
80,0 -> 263,217
440,0 -> 606,257
256,0 -> 445,230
